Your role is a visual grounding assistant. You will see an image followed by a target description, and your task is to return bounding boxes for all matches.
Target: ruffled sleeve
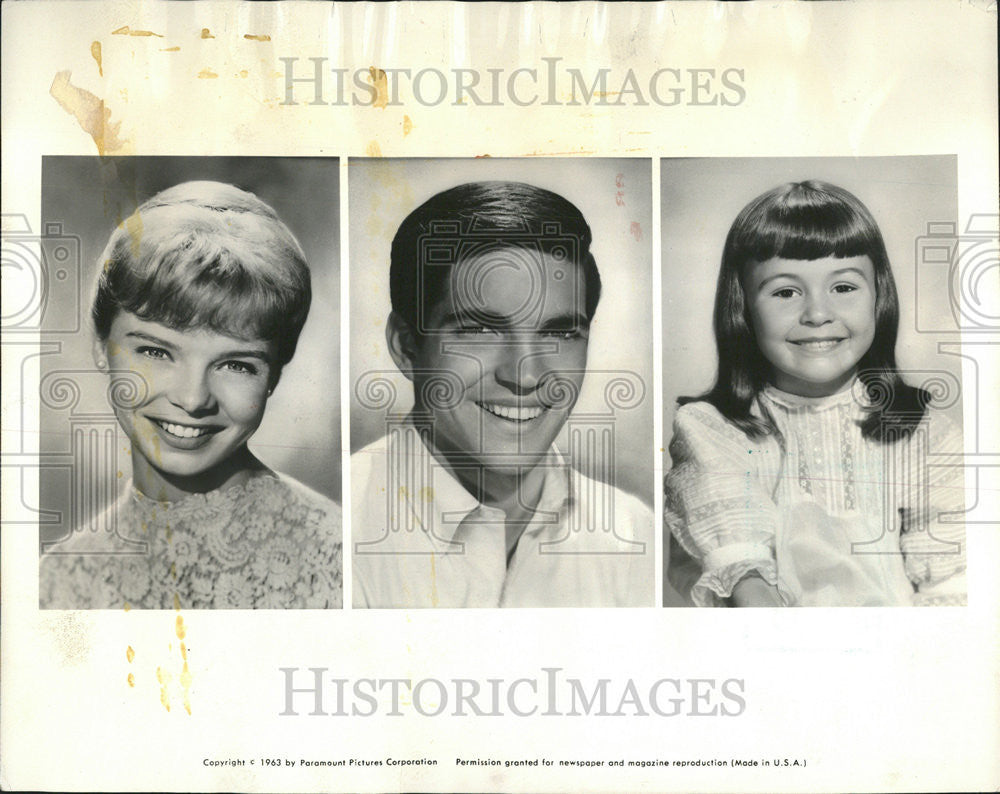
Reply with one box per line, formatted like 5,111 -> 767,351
664,402 -> 782,607
898,410 -> 967,606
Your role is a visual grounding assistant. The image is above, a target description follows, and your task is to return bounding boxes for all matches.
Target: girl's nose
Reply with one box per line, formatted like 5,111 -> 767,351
801,292 -> 833,325
166,366 -> 216,414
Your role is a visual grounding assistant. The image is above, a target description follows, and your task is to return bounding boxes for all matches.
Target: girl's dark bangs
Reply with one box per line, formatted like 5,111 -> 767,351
739,201 -> 872,264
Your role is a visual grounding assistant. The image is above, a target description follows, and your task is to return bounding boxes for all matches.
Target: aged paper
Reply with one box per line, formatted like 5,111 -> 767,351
2,1 -> 997,791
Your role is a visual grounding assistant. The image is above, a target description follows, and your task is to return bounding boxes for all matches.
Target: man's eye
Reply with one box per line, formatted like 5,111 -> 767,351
136,346 -> 170,360
540,329 -> 583,341
455,326 -> 497,336
221,361 -> 259,375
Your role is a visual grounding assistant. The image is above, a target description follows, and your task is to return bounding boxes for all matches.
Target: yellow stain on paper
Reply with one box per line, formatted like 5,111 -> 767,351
156,667 -> 172,712
90,42 -> 103,76
201,28 -> 215,39
160,46 -> 181,52
49,71 -> 129,156
176,615 -> 186,641
112,25 -> 163,38
198,68 -> 219,79
127,673 -> 135,688
366,140 -> 383,157
244,33 -> 271,42
403,115 -> 413,136
126,646 -> 135,663
369,66 -> 389,108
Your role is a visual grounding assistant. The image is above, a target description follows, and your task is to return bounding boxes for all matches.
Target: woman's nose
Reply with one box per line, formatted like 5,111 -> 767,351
166,366 -> 216,414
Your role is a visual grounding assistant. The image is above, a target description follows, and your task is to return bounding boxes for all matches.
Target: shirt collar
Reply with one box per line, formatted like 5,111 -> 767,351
396,419 -> 573,543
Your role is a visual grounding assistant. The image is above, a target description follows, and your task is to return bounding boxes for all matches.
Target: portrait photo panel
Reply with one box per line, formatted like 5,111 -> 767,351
38,156 -> 342,609
349,157 -> 655,609
660,156 -> 965,609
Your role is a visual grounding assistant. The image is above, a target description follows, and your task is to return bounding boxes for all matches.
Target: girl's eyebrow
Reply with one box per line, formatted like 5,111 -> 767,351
830,267 -> 869,279
756,272 -> 801,290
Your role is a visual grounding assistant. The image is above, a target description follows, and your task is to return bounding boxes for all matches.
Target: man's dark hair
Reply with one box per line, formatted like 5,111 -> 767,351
389,181 -> 601,332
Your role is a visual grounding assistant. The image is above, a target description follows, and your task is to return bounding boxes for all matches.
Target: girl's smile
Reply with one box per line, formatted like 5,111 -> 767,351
744,254 -> 877,397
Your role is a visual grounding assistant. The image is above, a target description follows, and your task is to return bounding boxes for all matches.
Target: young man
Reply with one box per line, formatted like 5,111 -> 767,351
352,181 -> 652,608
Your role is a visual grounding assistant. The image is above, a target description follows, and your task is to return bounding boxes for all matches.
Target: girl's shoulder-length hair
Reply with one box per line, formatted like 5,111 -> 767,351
91,180 -> 312,368
682,179 -> 929,442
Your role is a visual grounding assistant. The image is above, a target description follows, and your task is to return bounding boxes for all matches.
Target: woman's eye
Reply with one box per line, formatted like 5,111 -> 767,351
136,346 -> 170,360
221,360 -> 259,375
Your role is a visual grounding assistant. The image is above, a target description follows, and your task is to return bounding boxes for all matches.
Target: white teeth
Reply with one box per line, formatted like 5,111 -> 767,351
157,420 -> 209,439
796,340 -> 841,351
478,402 -> 545,422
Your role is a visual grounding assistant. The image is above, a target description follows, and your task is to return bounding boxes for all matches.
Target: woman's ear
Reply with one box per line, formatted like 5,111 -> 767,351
91,337 -> 109,371
385,311 -> 419,382
267,365 -> 284,396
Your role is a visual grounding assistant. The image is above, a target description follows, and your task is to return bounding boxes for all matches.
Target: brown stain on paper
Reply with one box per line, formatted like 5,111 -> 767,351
90,42 -> 103,76
112,25 -> 163,38
49,71 -> 129,156
160,46 -> 181,52
201,28 -> 215,39
244,33 -> 272,42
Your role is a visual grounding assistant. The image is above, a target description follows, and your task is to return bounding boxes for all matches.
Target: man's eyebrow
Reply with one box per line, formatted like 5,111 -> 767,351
538,312 -> 590,331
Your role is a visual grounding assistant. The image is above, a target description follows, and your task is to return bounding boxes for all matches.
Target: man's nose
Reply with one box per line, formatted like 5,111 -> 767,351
493,336 -> 547,393
166,365 -> 217,414
801,291 -> 833,325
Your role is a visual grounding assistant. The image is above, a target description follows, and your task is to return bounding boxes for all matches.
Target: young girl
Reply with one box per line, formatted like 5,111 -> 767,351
40,180 -> 342,609
665,180 -> 966,607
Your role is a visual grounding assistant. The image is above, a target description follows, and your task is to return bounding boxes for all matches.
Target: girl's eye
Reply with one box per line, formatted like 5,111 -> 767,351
221,360 -> 259,375
833,283 -> 858,294
136,346 -> 170,360
771,288 -> 799,299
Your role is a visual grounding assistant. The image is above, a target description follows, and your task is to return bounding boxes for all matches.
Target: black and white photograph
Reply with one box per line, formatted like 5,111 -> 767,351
661,156 -> 966,608
350,158 -> 655,608
2,2 -> 997,793
37,156 -> 342,609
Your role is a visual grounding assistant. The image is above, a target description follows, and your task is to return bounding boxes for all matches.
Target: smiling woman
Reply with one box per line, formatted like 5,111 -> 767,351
39,177 -> 342,610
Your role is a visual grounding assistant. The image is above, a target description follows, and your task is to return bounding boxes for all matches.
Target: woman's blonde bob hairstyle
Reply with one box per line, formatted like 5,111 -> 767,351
91,180 -> 312,369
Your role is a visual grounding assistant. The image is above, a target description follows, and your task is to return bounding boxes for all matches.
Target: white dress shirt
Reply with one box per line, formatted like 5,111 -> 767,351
352,422 -> 653,608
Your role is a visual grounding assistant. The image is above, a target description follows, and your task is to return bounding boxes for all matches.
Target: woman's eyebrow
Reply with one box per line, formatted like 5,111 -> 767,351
216,347 -> 271,360
125,331 -> 176,348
